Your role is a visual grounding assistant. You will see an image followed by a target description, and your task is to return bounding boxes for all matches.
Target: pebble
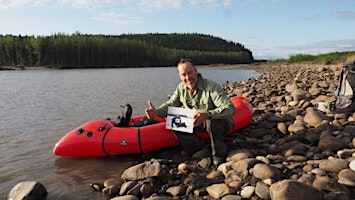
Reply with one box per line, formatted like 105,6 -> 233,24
350,160 -> 355,171
240,185 -> 255,199
319,158 -> 349,173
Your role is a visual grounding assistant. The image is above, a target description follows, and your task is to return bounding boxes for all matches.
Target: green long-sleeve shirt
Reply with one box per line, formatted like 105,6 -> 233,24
156,74 -> 235,119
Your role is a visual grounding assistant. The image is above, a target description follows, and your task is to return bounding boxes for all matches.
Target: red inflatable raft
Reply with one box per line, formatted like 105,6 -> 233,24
53,96 -> 252,157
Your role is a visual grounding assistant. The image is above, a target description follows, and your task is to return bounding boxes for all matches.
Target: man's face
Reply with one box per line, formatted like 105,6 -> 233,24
177,62 -> 198,90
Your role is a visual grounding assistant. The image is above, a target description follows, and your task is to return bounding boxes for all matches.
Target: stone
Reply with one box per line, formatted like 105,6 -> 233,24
285,82 -> 298,93
309,87 -> 320,96
140,183 -> 154,198
104,177 -> 123,187
177,163 -> 198,172
337,149 -> 355,158
8,181 -> 47,200
287,123 -> 306,134
227,180 -> 243,190
121,160 -> 165,181
256,156 -> 270,164
319,158 -> 348,173
277,122 -> 288,134
324,192 -> 350,200
227,149 -> 254,162
166,185 -> 186,197
304,109 -> 330,127
297,174 -> 316,185
240,186 -> 255,199
206,183 -> 235,199
110,195 -> 140,200
253,163 -> 282,179
126,183 -> 142,196
350,159 -> 355,171
221,194 -> 243,200
119,181 -> 138,195
207,170 -> 223,179
291,89 -> 309,101
338,168 -> 355,187
248,128 -> 269,138
283,142 -> 309,156
193,188 -> 208,197
313,175 -> 349,193
255,182 -> 270,200
311,168 -> 327,176
286,155 -> 307,162
344,124 -> 355,133
302,164 -> 314,173
318,137 -> 348,151
102,184 -> 120,196
270,180 -> 323,200
198,157 -> 211,169
231,158 -> 258,172
225,169 -> 249,183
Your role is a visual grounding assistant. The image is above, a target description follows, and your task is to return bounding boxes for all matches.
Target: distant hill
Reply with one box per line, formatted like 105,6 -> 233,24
118,33 -> 249,52
0,33 -> 254,68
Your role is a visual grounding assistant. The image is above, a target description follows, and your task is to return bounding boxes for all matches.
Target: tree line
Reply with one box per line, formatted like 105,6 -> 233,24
0,33 -> 254,69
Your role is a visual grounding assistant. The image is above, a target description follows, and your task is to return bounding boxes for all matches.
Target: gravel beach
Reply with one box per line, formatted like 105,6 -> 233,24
9,61 -> 355,200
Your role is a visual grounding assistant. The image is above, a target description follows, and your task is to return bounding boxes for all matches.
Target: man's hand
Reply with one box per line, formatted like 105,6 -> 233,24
145,100 -> 158,119
193,112 -> 209,126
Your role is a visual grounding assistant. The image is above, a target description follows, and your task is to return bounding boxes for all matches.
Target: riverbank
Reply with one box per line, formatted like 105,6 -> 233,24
8,61 -> 355,199
0,66 -> 51,70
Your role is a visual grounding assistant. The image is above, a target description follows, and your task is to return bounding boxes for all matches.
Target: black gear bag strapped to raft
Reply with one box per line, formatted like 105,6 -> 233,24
115,103 -> 159,127
116,104 -> 132,127
330,61 -> 355,114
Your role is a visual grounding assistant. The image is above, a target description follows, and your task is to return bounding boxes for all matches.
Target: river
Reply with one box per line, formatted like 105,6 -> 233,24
0,66 -> 259,199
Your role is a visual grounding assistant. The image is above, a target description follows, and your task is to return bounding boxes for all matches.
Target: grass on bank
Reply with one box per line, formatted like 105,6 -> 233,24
269,51 -> 355,64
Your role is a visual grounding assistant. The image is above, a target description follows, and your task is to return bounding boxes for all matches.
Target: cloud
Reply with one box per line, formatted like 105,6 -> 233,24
333,11 -> 355,20
0,0 -> 276,11
92,11 -> 144,26
136,0 -> 238,12
298,13 -> 323,21
57,0 -> 95,7
0,0 -> 112,10
226,31 -> 355,59
306,39 -> 355,53
0,0 -> 30,9
138,0 -> 183,10
259,39 -> 355,59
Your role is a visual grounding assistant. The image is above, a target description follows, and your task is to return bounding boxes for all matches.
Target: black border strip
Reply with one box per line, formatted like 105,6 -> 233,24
102,127 -> 112,156
138,127 -> 143,154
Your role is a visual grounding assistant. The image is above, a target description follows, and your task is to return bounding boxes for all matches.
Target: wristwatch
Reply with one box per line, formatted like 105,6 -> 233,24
207,111 -> 212,119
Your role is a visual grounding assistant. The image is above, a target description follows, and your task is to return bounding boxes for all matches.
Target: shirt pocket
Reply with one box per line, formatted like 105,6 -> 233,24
195,100 -> 207,110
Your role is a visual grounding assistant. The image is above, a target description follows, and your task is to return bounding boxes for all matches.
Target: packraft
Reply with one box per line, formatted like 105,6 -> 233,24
53,96 -> 253,157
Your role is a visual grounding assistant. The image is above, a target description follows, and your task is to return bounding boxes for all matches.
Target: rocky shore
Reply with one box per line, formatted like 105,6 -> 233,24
8,61 -> 355,200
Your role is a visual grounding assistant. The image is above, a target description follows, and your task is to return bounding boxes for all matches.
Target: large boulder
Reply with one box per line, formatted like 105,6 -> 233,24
269,180 -> 323,200
121,160 -> 167,181
8,181 -> 47,200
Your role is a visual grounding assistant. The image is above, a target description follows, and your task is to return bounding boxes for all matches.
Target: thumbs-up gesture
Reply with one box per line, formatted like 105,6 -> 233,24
145,100 -> 158,119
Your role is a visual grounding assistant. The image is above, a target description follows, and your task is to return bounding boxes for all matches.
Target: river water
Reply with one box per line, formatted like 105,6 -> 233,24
0,67 -> 259,199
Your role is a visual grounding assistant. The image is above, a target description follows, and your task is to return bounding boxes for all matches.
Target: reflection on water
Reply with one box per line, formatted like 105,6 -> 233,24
0,67 -> 259,199
47,156 -> 139,199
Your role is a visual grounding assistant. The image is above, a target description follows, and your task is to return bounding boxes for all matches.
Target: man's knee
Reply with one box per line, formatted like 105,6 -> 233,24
210,119 -> 229,134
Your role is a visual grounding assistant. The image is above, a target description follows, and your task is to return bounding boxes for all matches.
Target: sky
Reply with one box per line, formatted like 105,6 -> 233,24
0,0 -> 354,60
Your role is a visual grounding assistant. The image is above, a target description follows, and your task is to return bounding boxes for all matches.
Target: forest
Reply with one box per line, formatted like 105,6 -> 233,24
0,33 -> 254,69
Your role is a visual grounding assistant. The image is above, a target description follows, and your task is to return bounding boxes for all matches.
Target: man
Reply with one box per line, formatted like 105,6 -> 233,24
145,58 -> 235,166
171,114 -> 185,128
